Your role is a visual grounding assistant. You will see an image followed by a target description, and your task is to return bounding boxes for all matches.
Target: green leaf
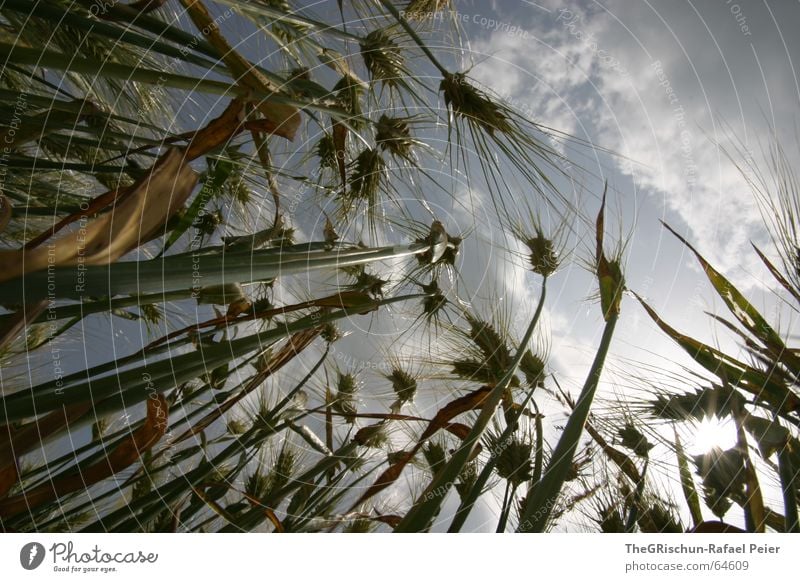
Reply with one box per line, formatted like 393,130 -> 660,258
516,195 -> 622,532
395,280 -> 549,532
662,222 -> 785,354
161,158 -> 234,254
635,293 -> 800,417
517,314 -> 618,532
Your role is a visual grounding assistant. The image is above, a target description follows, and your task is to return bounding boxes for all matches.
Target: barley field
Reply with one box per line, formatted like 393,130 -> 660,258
0,0 -> 797,535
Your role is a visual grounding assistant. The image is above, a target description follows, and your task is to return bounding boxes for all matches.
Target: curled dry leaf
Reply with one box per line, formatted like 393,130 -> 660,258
169,327 -> 321,446
0,395 -> 168,518
350,386 -> 491,509
180,0 -> 301,140
0,402 -> 93,498
0,148 -> 197,284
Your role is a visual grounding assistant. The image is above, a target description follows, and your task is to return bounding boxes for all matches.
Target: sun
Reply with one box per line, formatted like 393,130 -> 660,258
688,417 -> 738,455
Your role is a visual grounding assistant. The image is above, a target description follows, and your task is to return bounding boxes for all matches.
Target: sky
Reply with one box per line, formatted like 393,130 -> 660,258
8,0 -> 800,532
433,0 -> 800,530
464,0 -> 799,288
420,0 -> 800,381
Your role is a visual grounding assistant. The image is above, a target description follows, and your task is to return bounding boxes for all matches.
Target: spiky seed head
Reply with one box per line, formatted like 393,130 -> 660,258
352,270 -> 388,297
387,450 -> 410,465
193,208 -> 224,236
225,173 -> 251,205
337,371 -> 357,395
387,367 -> 417,403
245,469 -> 270,499
639,503 -> 684,533
519,349 -> 546,389
360,29 -> 406,87
333,371 -> 358,421
376,115 -> 414,159
440,72 -> 513,136
357,424 -> 389,448
333,75 -> 365,129
347,147 -> 385,205
525,232 -> 559,277
595,503 -> 626,532
344,518 -> 375,533
467,315 -> 512,372
422,281 -> 448,318
316,134 -> 337,168
91,418 -> 108,441
321,323 -> 342,344
492,436 -> 533,486
261,447 -> 296,500
227,418 -> 247,435
618,424 -> 654,458
452,359 -> 520,386
251,296 -> 274,314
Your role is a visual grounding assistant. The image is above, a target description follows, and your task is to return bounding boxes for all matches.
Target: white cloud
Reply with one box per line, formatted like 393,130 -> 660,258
465,0 -> 799,288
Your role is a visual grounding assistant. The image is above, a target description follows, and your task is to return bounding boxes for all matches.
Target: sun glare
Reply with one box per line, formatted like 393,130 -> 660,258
688,417 -> 738,455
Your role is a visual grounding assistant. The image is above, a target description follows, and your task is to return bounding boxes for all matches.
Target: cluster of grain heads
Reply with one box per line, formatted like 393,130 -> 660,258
524,230 -> 561,278
360,28 -> 410,90
395,280 -> 550,531
390,217 -> 559,532
386,366 -> 418,409
331,371 -> 360,424
375,115 -> 418,161
517,188 -> 624,532
629,200 -> 800,530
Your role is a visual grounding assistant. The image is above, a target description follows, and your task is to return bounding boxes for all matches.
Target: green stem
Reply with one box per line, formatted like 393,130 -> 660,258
624,458 -> 648,533
496,481 -> 515,533
395,278 -> 548,532
0,290 -> 192,326
778,444 -> 799,532
517,312 -> 618,532
0,242 -> 429,302
378,0 -> 450,76
0,293 -> 427,423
